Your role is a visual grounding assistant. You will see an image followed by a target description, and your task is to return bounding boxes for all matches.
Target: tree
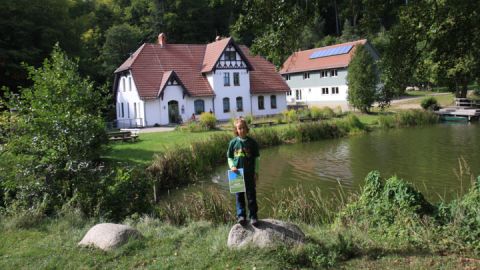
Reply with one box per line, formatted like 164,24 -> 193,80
347,44 -> 378,112
0,0 -> 82,92
394,0 -> 480,98
101,24 -> 144,78
1,45 -> 108,210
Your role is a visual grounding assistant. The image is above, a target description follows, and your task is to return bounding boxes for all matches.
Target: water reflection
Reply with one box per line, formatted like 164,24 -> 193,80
208,123 -> 480,203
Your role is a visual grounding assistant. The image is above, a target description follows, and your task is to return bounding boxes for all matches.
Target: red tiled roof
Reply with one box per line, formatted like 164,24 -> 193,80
201,37 -> 231,73
239,46 -> 290,94
280,39 -> 367,74
115,37 -> 288,99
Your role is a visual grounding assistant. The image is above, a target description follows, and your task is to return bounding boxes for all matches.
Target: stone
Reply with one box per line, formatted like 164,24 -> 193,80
227,219 -> 305,248
78,223 -> 143,251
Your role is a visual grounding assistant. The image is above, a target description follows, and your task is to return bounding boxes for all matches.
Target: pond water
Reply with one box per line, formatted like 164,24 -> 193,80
203,123 -> 480,204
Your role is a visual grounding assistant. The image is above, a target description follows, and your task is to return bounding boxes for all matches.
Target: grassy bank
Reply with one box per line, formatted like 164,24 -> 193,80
1,170 -> 479,269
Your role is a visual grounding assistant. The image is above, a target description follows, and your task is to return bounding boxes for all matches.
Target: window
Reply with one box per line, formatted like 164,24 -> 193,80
134,103 -> 137,118
122,78 -> 126,92
322,87 -> 329,94
285,74 -> 291,80
330,69 -> 338,77
121,103 -> 124,118
303,72 -> 310,79
287,90 -> 292,96
128,77 -> 132,91
258,96 -> 264,110
225,51 -> 236,61
236,97 -> 243,112
320,70 -> 327,78
295,89 -> 302,100
127,102 -> 130,118
270,95 -> 277,109
223,97 -> 230,113
223,72 -> 230,86
233,72 -> 240,86
332,87 -> 339,94
194,99 -> 205,114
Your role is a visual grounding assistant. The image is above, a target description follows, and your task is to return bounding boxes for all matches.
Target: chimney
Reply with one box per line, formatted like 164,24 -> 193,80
158,33 -> 166,48
215,36 -> 222,41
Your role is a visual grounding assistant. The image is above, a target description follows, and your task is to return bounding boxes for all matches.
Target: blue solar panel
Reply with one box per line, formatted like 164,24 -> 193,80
309,45 -> 353,59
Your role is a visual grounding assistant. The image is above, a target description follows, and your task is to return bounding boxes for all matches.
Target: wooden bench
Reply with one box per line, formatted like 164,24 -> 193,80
299,117 -> 313,122
108,130 -> 138,142
251,121 -> 275,128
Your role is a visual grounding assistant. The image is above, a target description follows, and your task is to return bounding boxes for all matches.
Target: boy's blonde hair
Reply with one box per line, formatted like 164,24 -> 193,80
233,117 -> 249,136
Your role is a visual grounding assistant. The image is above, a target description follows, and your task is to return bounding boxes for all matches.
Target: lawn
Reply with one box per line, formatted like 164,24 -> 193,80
104,129 -> 227,165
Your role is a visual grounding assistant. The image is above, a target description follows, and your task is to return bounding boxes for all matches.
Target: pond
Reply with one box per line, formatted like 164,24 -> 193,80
204,123 -> 480,203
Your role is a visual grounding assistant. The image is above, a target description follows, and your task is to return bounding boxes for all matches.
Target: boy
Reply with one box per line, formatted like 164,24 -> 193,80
227,118 -> 260,226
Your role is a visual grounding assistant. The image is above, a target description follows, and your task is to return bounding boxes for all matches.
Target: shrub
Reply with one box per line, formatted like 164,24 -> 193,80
282,109 -> 299,123
338,171 -> 435,244
199,112 -> 216,130
396,109 -> 439,126
0,45 -> 108,214
420,97 -> 439,111
319,107 -> 336,119
244,114 -> 253,124
309,107 -> 322,120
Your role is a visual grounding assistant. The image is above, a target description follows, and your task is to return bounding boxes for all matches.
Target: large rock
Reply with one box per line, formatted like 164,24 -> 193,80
78,223 -> 143,251
227,219 -> 305,248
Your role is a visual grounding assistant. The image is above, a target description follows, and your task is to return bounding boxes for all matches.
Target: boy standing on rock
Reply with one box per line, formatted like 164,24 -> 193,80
227,118 -> 260,226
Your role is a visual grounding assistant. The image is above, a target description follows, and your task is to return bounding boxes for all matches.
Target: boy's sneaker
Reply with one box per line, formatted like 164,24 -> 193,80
238,216 -> 248,226
251,218 -> 259,226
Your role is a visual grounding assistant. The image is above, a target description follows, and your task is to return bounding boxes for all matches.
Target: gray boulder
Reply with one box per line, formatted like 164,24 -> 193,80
78,223 -> 143,251
227,219 -> 305,248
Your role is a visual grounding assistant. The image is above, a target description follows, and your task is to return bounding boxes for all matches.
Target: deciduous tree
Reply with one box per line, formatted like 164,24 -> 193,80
347,45 -> 378,112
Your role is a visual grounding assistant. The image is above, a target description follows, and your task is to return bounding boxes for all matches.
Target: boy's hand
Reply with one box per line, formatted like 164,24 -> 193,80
231,167 -> 238,172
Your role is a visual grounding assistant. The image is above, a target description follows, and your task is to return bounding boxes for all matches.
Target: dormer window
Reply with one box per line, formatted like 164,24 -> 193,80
225,51 -> 236,61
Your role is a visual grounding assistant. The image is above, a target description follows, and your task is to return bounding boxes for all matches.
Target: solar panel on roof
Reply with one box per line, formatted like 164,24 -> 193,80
309,45 -> 353,59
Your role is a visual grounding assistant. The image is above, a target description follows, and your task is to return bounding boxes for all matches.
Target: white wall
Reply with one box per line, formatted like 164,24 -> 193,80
208,69 -> 252,120
290,85 -> 348,103
144,99 -> 161,126
251,93 -> 287,116
116,73 -> 145,127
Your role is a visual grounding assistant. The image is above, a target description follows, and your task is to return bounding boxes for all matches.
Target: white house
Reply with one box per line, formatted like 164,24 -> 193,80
114,34 -> 289,127
280,39 -> 380,107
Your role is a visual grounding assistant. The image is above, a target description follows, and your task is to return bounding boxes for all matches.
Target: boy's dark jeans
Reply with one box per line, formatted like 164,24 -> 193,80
235,186 -> 258,219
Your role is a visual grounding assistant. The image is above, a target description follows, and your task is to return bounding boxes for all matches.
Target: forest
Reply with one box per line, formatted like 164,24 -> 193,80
1,0 -> 479,100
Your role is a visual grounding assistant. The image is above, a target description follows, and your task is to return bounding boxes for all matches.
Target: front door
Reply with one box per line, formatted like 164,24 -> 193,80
168,100 -> 180,124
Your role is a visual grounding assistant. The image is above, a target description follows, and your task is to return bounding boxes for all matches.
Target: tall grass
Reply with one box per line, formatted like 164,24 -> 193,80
376,110 -> 439,129
148,116 -> 368,192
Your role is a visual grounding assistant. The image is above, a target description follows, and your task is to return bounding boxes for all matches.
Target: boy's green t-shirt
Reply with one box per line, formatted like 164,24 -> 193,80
227,136 -> 259,176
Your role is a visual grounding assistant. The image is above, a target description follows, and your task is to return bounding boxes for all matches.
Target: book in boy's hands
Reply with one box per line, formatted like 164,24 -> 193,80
227,168 -> 245,193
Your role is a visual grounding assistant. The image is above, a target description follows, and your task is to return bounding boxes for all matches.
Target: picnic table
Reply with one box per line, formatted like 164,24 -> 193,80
108,129 -> 139,142
251,121 -> 275,128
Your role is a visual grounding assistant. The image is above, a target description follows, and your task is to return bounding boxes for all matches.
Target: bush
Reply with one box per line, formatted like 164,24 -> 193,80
396,109 -> 439,126
338,171 -> 435,244
319,107 -> 336,119
0,45 -> 108,215
199,112 -> 217,130
420,97 -> 439,111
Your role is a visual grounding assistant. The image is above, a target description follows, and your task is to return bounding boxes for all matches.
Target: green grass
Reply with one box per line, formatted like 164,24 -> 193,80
1,216 -> 478,269
104,130 -> 227,164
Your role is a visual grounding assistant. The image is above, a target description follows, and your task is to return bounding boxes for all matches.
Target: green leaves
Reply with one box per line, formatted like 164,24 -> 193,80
1,45 -> 108,211
346,44 -> 378,112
